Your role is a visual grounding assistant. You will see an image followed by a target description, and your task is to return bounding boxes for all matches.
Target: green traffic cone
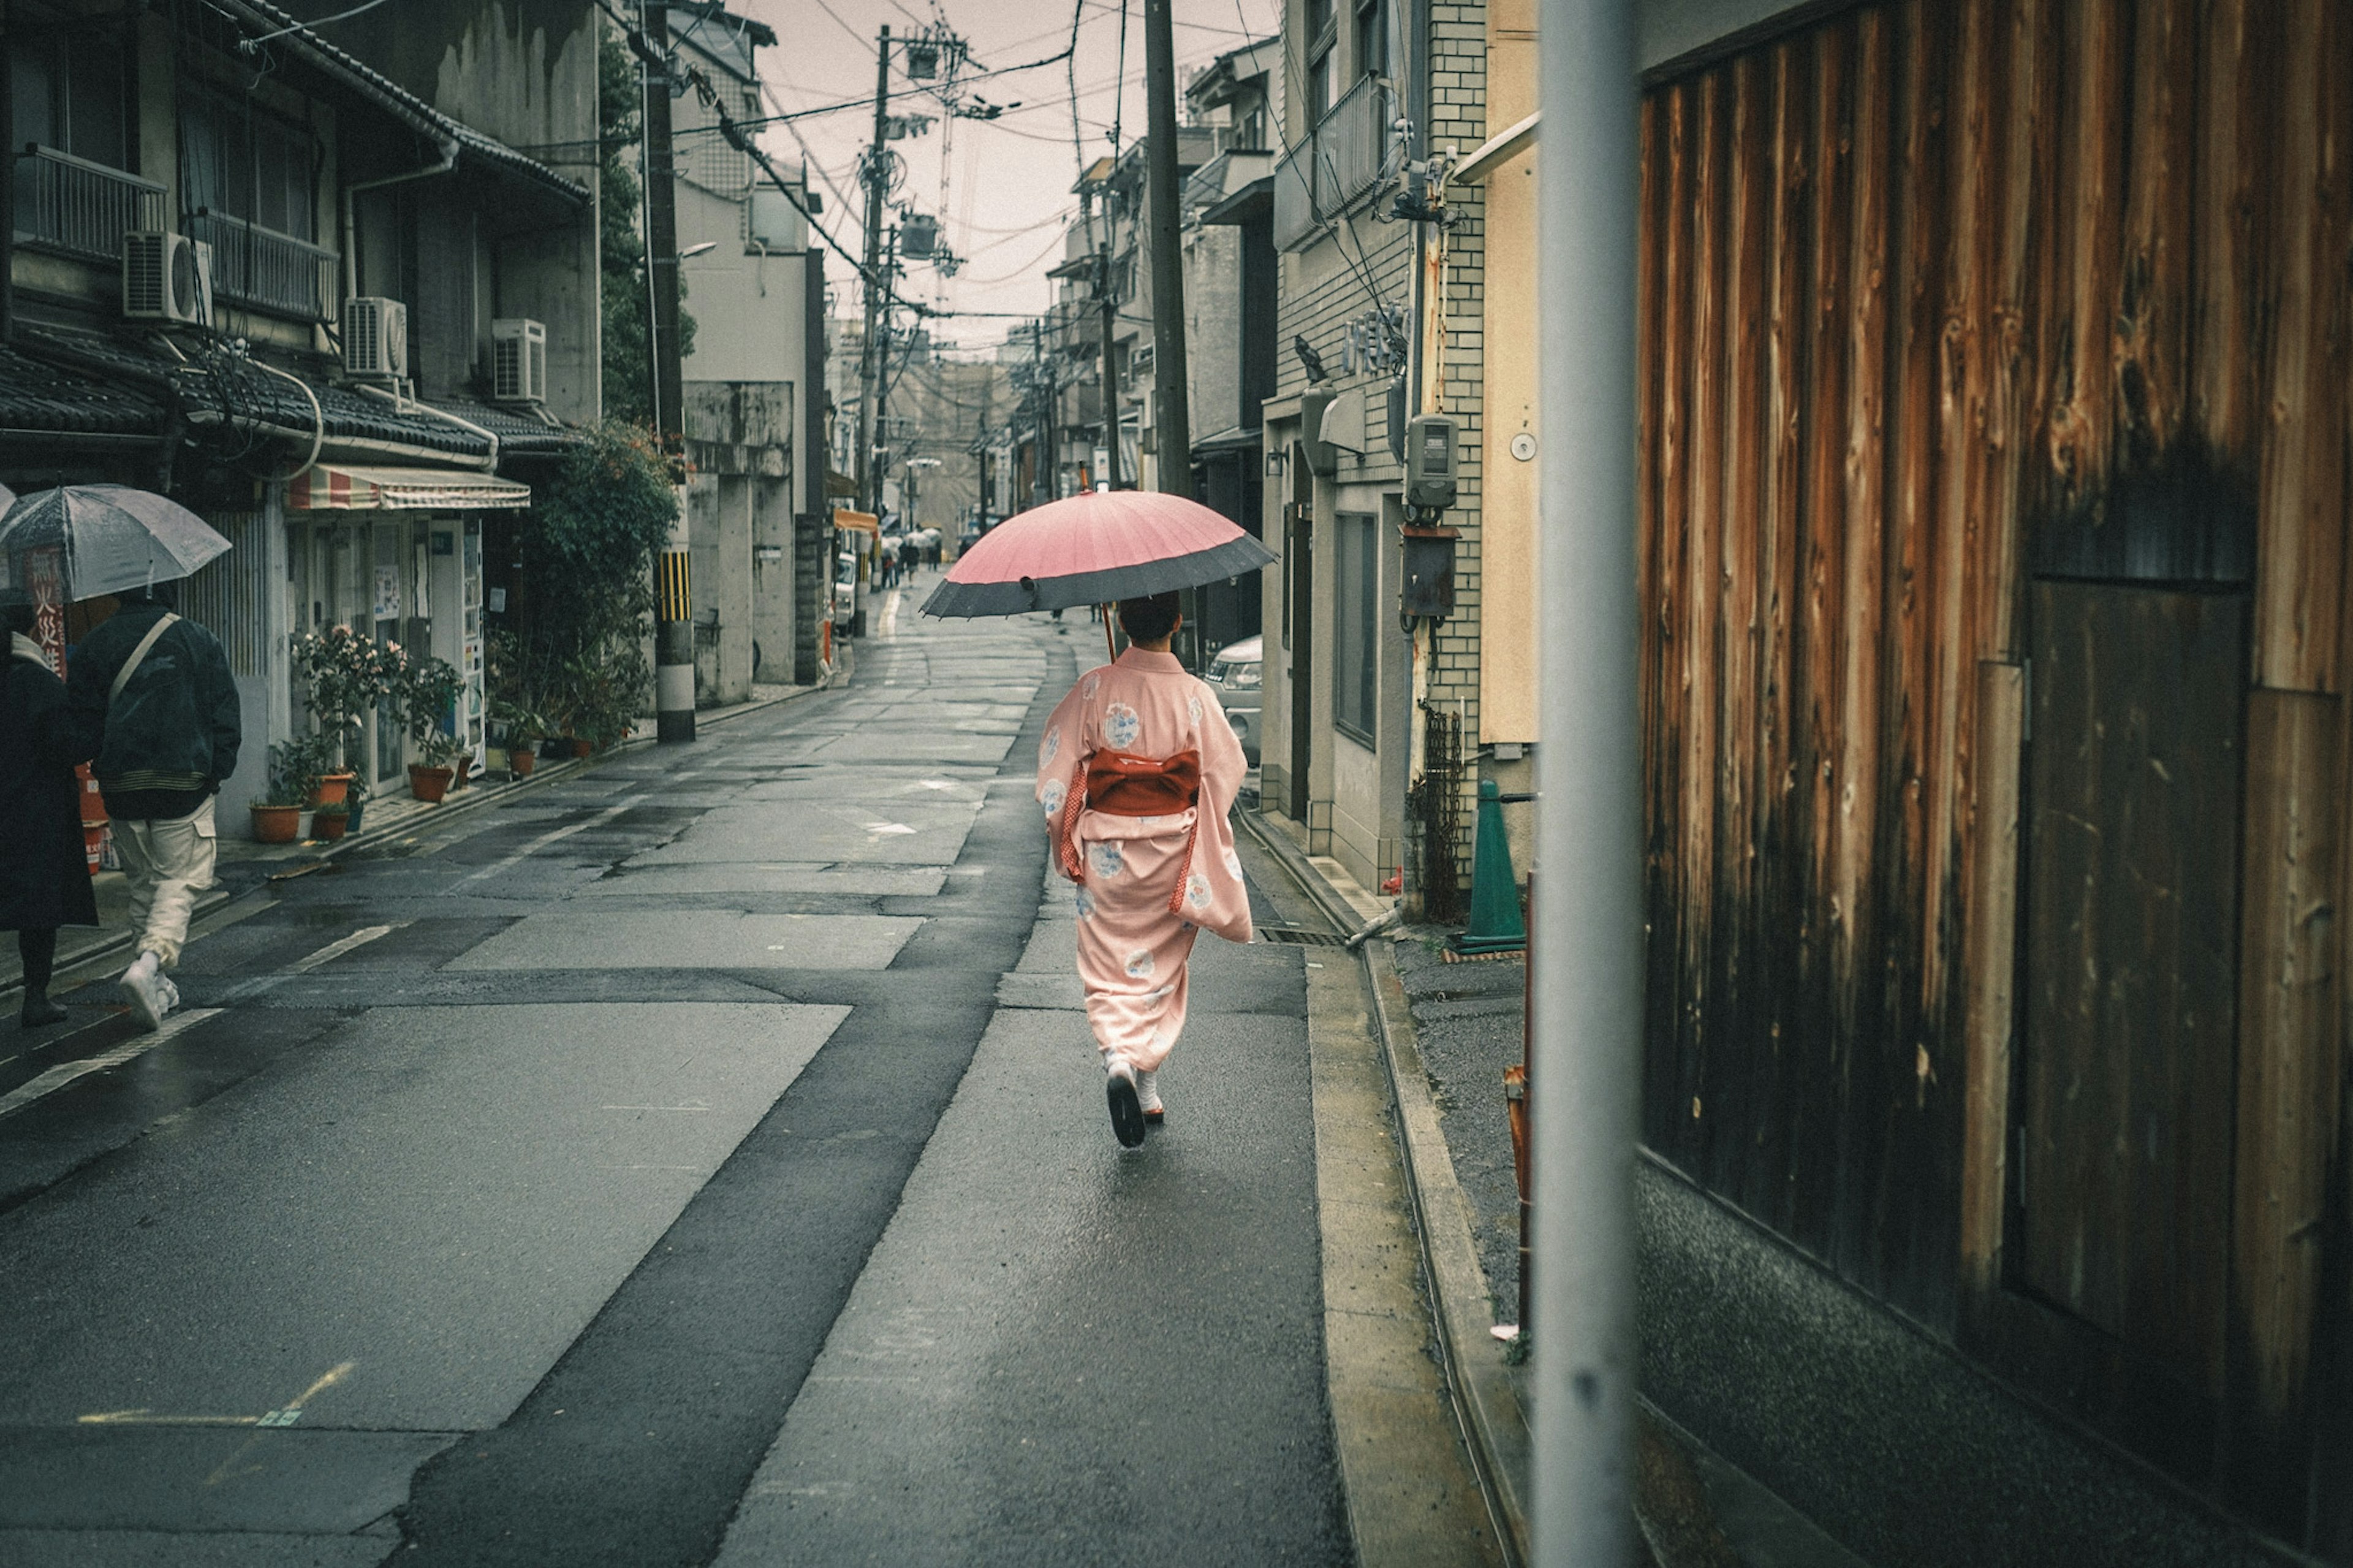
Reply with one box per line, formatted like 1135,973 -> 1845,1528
1452,778 -> 1526,954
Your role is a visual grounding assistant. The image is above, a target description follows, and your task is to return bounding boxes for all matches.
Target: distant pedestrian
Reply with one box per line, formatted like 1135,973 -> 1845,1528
65,583 -> 240,1031
1,600 -> 99,1028
1035,593 -> 1252,1146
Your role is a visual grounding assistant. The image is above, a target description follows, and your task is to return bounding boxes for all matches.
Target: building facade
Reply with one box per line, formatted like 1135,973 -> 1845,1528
2,0 -> 597,831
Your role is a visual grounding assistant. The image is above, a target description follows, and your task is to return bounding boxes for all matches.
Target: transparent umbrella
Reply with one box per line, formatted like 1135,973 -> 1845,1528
0,485 -> 230,600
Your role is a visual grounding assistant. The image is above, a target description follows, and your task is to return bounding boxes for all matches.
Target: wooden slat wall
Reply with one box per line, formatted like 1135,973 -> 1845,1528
1638,0 -> 2352,1538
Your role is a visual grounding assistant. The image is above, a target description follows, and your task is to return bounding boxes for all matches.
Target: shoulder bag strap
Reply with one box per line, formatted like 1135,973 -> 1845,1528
109,612 -> 180,703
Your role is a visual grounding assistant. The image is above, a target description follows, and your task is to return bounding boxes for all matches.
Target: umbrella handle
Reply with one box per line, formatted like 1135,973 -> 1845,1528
1104,610 -> 1116,665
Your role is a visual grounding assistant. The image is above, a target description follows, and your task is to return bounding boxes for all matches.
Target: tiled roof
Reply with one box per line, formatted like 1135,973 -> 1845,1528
216,0 -> 591,208
0,344 -> 165,437
11,328 -> 588,464
432,399 -> 583,458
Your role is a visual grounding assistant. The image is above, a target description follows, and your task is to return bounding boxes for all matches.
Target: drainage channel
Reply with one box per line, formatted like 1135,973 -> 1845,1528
1238,811 -> 1523,1567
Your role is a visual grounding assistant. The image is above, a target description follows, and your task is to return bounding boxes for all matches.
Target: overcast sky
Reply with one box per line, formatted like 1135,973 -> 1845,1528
723,0 -> 1283,354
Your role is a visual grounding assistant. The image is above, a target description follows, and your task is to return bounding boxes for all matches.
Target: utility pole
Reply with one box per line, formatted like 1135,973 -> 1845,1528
642,0 -> 694,743
1031,320 -> 1055,507
855,26 -> 893,518
1097,227 -> 1121,491
1142,0 -> 1189,499
1533,1 -> 1641,1563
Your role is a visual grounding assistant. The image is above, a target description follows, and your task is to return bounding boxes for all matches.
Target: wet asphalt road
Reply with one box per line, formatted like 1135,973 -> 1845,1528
0,593 -> 1351,1567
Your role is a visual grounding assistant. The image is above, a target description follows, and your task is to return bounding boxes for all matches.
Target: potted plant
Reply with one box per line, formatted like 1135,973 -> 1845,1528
393,648 -> 469,802
488,695 -> 550,778
344,774 -> 371,835
291,625 -> 393,789
311,800 -> 350,841
251,737 -> 328,844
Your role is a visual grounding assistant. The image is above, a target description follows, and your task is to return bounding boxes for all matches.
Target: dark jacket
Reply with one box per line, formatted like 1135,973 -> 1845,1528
1,649 -> 101,931
65,602 -> 241,792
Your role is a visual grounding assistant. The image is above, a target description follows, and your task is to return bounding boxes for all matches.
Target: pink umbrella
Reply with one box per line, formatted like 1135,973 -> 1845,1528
918,489 -> 1275,619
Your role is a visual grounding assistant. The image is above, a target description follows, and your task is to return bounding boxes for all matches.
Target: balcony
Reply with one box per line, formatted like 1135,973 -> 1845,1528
12,146 -> 167,265
1272,75 -> 1393,252
186,209 -> 340,324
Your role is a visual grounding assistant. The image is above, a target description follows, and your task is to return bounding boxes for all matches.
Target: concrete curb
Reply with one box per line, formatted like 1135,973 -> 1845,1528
1241,809 -> 1532,1566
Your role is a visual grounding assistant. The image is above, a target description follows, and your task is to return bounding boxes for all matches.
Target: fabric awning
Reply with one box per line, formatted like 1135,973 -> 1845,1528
288,465 -> 531,511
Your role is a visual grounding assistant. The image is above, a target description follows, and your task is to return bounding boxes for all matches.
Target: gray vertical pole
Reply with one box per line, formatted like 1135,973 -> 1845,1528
1142,0 -> 1189,492
1532,1 -> 1640,1564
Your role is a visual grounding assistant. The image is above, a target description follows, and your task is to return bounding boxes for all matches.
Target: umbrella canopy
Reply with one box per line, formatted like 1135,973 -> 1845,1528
0,482 -> 13,512
0,485 -> 230,600
921,490 -> 1276,617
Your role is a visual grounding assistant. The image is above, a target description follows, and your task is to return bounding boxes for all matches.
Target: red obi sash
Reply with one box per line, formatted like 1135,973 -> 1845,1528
1056,748 -> 1205,915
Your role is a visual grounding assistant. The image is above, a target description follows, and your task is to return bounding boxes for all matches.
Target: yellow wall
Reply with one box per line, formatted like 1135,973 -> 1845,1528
1476,0 -> 1539,742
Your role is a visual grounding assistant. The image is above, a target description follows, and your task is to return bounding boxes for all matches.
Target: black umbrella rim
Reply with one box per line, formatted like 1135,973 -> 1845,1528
919,534 -> 1277,618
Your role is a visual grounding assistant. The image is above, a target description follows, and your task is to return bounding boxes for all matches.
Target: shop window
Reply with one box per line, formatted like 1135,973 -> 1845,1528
1334,510 -> 1377,743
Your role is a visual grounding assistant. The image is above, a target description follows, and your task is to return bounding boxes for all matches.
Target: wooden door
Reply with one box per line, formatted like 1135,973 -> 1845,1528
2017,579 -> 2248,1395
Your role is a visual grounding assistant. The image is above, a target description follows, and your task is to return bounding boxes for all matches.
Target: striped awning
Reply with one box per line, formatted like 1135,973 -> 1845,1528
287,465 -> 531,512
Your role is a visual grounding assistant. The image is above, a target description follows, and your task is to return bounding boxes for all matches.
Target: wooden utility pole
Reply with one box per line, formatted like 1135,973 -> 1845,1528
642,0 -> 694,743
855,26 -> 892,518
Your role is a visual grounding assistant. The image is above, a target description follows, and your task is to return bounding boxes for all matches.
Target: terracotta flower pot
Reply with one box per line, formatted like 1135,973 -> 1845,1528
251,804 -> 302,843
408,764 -> 455,803
572,738 -> 594,759
509,747 -> 538,779
314,811 -> 349,841
309,771 -> 355,807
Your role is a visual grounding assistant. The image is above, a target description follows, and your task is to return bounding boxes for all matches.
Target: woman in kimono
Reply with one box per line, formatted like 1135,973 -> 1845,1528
1036,593 -> 1253,1146
1,599 -> 99,1027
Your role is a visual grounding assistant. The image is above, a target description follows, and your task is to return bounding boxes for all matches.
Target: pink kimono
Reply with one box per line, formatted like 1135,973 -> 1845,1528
1036,648 -> 1253,1072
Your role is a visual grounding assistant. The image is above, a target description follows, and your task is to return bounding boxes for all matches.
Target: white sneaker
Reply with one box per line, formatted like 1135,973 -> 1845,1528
1137,1069 -> 1164,1124
119,952 -> 168,1032
158,975 -> 181,1013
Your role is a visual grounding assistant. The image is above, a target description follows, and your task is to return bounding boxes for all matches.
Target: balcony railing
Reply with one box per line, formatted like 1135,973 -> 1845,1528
1272,75 -> 1393,253
13,145 -> 166,264
186,209 -> 340,324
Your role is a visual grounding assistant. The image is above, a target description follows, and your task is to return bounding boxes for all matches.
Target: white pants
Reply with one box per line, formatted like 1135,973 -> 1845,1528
112,798 -> 217,969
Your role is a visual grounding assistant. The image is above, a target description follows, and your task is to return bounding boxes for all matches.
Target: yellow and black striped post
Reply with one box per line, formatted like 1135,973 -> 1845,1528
654,481 -> 695,742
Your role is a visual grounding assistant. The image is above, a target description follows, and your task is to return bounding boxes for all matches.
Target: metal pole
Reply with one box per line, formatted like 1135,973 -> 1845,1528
643,0 -> 695,744
1533,0 -> 1640,1564
856,26 -> 892,518
1142,0 -> 1188,494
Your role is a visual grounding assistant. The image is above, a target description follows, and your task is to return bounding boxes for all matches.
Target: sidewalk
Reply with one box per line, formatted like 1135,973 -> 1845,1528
1248,805 -> 2298,1568
0,680 -> 828,997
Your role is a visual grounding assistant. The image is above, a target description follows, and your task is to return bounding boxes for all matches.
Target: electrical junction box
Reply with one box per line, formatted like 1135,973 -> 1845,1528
1404,413 -> 1458,512
1400,525 -> 1460,622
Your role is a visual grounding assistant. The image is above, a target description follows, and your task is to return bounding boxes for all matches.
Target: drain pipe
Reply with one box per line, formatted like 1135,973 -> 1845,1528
340,142 -> 458,306
1531,1 -> 1640,1566
352,382 -> 500,471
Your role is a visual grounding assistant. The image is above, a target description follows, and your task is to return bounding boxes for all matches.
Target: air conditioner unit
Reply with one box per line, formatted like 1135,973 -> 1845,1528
491,318 -> 548,404
343,297 -> 409,381
122,232 -> 213,325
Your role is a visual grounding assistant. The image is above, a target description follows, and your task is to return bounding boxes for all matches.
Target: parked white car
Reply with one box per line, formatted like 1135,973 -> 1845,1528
1203,635 -> 1262,765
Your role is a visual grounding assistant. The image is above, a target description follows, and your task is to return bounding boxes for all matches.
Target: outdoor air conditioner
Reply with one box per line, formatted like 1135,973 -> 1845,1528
122,232 -> 213,325
344,297 -> 409,381
491,318 -> 547,404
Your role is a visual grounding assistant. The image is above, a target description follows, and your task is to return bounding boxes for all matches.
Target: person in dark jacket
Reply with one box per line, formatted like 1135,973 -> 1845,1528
1,600 -> 100,1027
64,583 -> 240,1030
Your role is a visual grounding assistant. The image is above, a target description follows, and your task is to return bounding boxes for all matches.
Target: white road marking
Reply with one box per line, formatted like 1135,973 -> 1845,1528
0,1007 -> 224,1123
210,923 -> 406,1004
863,822 -> 917,837
457,797 -> 645,885
879,591 -> 901,639
601,1101 -> 711,1112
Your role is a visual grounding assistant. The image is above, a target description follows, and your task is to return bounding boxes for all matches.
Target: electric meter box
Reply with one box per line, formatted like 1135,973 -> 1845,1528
1404,414 -> 1458,511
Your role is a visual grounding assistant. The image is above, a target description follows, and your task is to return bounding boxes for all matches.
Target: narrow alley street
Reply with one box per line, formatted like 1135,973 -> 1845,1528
0,588 -> 1490,1567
